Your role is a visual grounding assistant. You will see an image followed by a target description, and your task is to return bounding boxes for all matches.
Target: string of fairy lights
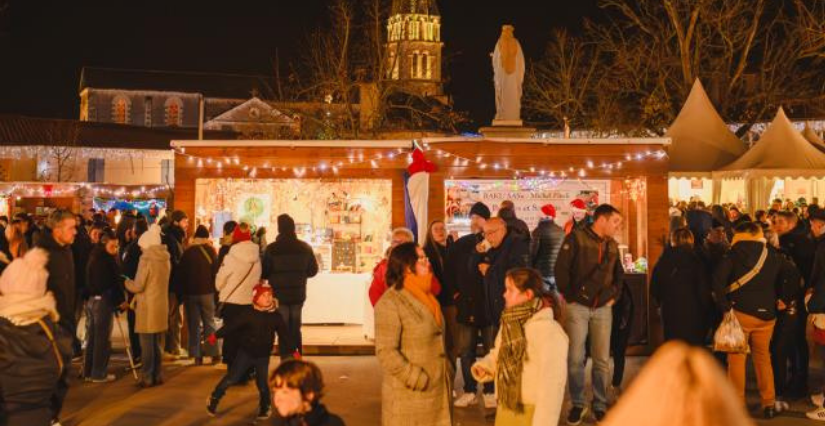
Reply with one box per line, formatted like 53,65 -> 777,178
173,141 -> 668,181
0,183 -> 170,199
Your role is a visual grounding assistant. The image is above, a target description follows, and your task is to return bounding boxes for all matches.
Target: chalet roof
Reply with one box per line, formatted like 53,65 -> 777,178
0,115 -> 234,150
392,0 -> 439,15
716,108 -> 825,178
79,67 -> 277,100
665,79 -> 746,175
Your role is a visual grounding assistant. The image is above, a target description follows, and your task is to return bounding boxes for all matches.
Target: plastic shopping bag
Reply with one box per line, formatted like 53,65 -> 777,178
713,309 -> 750,354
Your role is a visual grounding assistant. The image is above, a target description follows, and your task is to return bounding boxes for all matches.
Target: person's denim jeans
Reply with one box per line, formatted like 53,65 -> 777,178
83,297 -> 113,380
565,302 -> 613,412
211,349 -> 271,409
139,333 -> 163,385
184,294 -> 218,358
455,323 -> 496,394
277,303 -> 303,358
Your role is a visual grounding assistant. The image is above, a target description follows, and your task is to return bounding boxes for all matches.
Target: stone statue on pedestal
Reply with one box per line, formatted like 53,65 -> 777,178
492,25 -> 525,126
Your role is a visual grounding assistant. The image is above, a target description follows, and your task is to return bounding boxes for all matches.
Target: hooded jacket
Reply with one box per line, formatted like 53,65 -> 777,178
555,226 -> 623,308
712,239 -> 789,321
125,244 -> 171,333
216,241 -> 262,305
262,234 -> 319,305
35,232 -> 76,331
651,246 -> 713,345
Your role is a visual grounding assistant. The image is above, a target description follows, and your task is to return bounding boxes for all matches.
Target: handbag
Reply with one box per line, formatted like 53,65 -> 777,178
216,262 -> 256,318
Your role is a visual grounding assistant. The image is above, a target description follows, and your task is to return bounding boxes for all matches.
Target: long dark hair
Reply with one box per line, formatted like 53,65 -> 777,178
386,242 -> 419,291
505,267 -> 564,322
423,220 -> 446,268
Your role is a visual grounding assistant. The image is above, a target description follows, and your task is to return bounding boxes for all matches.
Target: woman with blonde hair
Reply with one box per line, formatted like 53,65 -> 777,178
600,341 -> 755,426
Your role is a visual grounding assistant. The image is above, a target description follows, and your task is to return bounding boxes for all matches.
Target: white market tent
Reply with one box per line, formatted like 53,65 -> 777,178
803,123 -> 825,153
665,79 -> 747,203
713,108 -> 825,210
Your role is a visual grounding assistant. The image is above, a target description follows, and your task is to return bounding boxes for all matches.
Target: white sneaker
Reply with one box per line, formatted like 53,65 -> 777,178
808,406 -> 825,421
90,374 -> 116,383
774,400 -> 790,413
483,393 -> 497,409
454,393 -> 478,408
813,393 -> 825,407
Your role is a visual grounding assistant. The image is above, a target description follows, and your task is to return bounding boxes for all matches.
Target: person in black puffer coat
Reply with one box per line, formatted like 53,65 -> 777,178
270,359 -> 346,426
262,214 -> 319,359
651,228 -> 713,346
206,283 -> 283,421
0,249 -> 73,426
530,204 -> 564,292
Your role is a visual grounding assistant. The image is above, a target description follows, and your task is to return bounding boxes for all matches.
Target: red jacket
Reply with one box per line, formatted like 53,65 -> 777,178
368,258 -> 441,306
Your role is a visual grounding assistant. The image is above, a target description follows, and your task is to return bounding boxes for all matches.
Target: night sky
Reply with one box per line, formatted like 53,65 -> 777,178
0,0 -> 599,127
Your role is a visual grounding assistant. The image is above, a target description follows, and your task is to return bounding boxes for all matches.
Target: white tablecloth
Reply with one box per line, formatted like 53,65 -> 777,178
303,272 -> 371,325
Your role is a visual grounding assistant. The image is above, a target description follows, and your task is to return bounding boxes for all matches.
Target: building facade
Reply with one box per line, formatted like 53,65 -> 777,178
385,0 -> 444,98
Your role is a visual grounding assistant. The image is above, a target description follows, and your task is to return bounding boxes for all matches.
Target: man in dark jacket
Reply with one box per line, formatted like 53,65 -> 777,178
34,209 -> 77,424
686,202 -> 713,248
447,202 -> 496,408
805,208 -> 825,419
474,217 -> 529,331
161,210 -> 188,357
712,221 -> 788,419
179,225 -> 219,365
261,214 -> 318,359
556,204 -> 624,424
774,210 -> 814,397
207,283 -> 283,420
530,203 -> 564,292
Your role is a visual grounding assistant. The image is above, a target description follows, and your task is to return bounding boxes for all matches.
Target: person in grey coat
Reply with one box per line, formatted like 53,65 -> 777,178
125,224 -> 171,387
374,242 -> 452,426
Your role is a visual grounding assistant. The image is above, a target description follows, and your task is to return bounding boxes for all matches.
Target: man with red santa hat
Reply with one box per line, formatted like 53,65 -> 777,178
530,203 -> 565,292
565,199 -> 590,235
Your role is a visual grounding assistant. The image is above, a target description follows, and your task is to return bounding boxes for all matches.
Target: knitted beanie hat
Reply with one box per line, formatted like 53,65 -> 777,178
0,248 -> 49,297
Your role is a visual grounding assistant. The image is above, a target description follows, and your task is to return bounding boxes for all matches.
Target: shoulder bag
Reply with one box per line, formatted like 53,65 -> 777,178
216,262 -> 256,318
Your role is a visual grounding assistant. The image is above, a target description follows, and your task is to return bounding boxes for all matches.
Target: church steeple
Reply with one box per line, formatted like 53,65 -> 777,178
385,0 -> 443,98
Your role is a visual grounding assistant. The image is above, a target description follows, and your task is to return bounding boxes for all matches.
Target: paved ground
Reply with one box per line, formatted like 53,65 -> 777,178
59,352 -> 821,426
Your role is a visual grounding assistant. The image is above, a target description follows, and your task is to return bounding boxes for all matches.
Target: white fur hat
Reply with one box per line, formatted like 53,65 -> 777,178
0,248 -> 50,297
139,224 -> 163,249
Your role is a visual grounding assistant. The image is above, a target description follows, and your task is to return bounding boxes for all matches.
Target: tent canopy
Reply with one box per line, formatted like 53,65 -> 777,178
666,79 -> 746,174
715,108 -> 825,179
803,123 -> 825,153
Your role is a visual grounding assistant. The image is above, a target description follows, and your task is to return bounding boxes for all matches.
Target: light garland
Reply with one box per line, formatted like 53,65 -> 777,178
173,146 -> 413,178
0,183 -> 170,199
0,146 -> 174,161
422,143 -> 668,180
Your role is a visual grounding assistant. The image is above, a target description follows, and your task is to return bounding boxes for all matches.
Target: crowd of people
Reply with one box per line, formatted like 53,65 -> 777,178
0,208 -> 342,426
5,194 -> 824,425
655,198 -> 825,421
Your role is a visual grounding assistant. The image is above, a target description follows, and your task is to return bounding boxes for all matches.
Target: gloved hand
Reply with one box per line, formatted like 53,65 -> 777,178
207,333 -> 217,346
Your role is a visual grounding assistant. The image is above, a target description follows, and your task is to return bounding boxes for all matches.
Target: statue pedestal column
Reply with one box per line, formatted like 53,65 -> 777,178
480,121 -> 537,139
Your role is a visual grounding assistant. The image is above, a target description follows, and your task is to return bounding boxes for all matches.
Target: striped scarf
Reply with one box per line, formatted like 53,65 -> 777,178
497,297 -> 542,413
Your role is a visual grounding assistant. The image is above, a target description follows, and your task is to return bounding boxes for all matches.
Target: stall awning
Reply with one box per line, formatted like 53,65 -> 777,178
714,108 -> 825,179
665,79 -> 746,173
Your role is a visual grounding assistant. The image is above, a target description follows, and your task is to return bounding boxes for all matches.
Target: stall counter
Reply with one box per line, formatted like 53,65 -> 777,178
303,272 -> 371,324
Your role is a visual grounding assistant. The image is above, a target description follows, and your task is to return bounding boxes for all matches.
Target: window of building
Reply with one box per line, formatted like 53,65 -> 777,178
161,159 -> 174,186
87,158 -> 105,182
164,97 -> 183,127
112,96 -> 130,124
423,52 -> 431,79
144,96 -> 153,127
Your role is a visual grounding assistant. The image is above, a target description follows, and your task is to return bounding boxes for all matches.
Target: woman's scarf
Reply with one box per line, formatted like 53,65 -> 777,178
497,297 -> 542,413
0,292 -> 59,326
403,272 -> 442,326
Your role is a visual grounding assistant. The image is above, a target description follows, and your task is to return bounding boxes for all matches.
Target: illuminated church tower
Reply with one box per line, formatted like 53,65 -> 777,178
386,0 -> 444,97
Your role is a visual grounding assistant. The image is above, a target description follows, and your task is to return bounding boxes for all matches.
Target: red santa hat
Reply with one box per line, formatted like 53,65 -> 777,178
232,226 -> 252,243
570,199 -> 587,213
540,204 -> 557,219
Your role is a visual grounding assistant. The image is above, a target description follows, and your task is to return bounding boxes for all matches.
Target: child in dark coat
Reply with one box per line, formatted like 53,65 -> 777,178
206,283 -> 283,420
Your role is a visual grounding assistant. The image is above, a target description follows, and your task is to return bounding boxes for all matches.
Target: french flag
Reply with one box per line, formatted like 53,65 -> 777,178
404,146 -> 436,244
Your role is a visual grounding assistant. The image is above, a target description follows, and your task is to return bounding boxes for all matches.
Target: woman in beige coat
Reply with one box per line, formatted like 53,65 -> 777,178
374,242 -> 452,426
125,224 -> 171,387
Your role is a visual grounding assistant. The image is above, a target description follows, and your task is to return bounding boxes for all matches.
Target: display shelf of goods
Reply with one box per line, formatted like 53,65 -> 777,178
332,240 -> 357,272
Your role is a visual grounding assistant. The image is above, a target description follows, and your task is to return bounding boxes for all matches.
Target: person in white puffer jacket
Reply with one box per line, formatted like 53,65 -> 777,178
472,267 -> 568,426
215,223 -> 262,368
